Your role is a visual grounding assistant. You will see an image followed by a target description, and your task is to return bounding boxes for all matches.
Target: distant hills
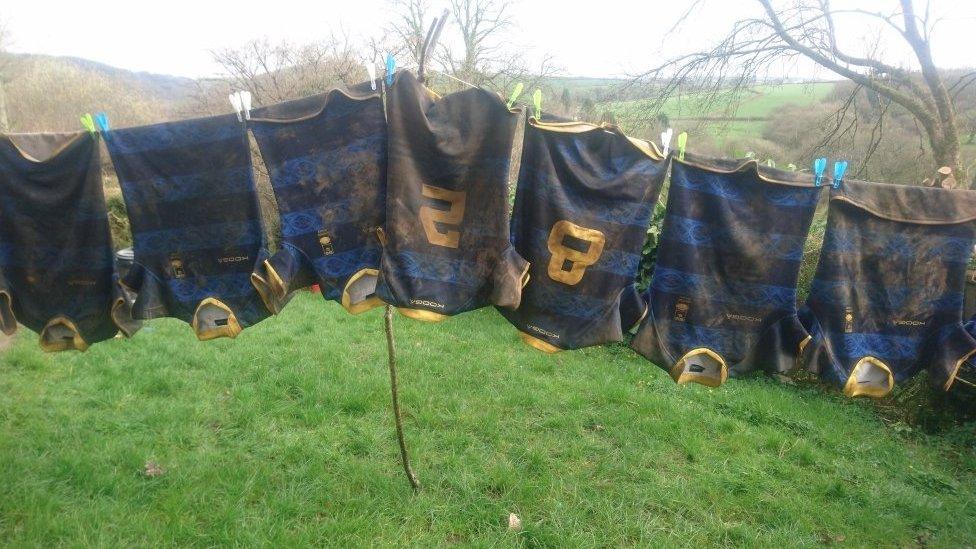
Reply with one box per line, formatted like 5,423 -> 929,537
24,54 -> 199,101
1,53 -> 216,132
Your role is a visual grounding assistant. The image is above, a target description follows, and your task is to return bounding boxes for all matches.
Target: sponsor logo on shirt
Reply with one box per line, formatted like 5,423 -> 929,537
217,255 -> 250,264
893,319 -> 927,327
724,312 -> 762,323
527,325 -> 560,339
410,299 -> 445,309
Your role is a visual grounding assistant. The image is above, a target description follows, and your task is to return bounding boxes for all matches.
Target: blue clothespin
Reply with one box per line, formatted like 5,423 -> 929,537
94,112 -> 110,132
385,53 -> 396,87
813,157 -> 827,187
832,160 -> 848,189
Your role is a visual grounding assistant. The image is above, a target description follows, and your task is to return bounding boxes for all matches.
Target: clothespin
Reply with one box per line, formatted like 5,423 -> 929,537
418,10 -> 449,83
94,112 -> 110,132
676,131 -> 687,161
813,157 -> 827,186
506,82 -> 524,110
365,60 -> 377,91
80,113 -> 96,135
229,93 -> 244,122
832,160 -> 848,189
660,128 -> 673,156
239,91 -> 252,121
228,91 -> 251,122
385,53 -> 396,87
532,89 -> 542,119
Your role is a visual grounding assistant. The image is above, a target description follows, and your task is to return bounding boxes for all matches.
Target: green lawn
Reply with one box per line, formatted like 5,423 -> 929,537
1,292 -> 975,546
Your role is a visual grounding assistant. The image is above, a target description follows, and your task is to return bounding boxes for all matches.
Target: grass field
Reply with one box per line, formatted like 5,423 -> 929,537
605,82 -> 836,144
2,292 -> 975,546
610,82 -> 834,116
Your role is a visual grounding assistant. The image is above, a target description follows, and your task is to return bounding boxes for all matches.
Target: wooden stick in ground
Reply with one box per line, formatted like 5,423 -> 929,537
384,304 -> 421,492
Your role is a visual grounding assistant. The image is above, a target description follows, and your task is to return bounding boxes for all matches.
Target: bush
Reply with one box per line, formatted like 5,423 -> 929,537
104,189 -> 132,250
635,200 -> 667,292
763,99 -> 933,185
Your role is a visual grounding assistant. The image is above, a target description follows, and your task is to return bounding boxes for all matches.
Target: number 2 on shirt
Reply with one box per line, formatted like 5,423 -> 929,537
419,184 -> 466,248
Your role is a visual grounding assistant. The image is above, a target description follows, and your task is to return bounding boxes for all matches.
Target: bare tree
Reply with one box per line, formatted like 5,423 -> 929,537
211,36 -> 363,107
387,0 -> 431,68
636,0 -> 973,183
441,0 -> 512,84
385,0 -> 558,96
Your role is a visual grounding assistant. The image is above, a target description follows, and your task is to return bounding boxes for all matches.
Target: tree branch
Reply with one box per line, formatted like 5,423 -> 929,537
819,0 -> 929,101
757,0 -> 939,139
384,305 -> 421,492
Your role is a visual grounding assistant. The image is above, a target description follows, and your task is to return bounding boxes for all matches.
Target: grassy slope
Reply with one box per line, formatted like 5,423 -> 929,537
606,83 -> 836,142
1,293 -> 974,546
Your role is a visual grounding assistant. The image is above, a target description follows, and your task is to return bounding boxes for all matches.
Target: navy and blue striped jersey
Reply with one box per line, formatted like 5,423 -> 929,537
375,71 -> 528,321
799,179 -> 976,397
104,113 -> 271,340
631,154 -> 822,387
499,118 -> 667,352
249,80 -> 387,314
0,131 -> 140,350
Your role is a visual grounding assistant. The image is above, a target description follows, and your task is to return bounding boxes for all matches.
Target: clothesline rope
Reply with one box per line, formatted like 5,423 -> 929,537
427,69 -> 480,91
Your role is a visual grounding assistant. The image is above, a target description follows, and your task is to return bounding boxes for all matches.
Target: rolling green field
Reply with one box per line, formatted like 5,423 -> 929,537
2,292 -> 975,546
606,82 -> 836,143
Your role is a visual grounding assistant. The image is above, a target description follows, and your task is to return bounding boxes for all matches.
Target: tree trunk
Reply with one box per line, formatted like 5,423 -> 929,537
932,131 -> 965,187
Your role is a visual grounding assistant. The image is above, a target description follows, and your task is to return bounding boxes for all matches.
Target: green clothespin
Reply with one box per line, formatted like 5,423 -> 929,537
676,131 -> 688,161
507,82 -> 524,110
532,88 -> 542,119
80,113 -> 96,135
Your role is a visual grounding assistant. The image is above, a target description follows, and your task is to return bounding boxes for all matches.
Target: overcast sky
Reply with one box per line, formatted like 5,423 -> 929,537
3,1 -> 974,79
